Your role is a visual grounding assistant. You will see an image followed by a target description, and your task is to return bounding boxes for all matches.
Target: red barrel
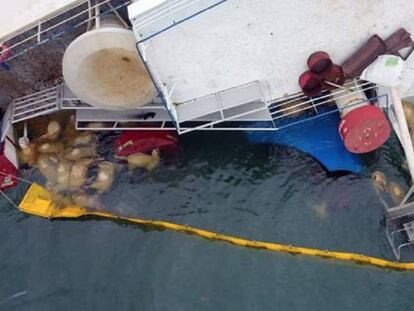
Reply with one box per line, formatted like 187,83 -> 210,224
338,105 -> 391,154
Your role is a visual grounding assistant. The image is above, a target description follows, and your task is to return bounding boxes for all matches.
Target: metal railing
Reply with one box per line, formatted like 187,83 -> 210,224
0,78 -> 391,137
132,0 -> 197,29
385,183 -> 414,261
131,0 -> 227,41
11,85 -> 61,123
0,0 -> 132,64
174,80 -> 270,134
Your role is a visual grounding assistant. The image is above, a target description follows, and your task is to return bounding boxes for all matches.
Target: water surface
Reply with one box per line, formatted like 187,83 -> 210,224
0,132 -> 413,310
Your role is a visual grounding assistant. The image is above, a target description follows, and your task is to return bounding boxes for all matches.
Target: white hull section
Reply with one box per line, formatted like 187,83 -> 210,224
131,0 -> 414,104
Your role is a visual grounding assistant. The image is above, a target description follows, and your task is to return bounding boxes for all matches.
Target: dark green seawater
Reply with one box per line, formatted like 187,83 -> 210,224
1,132 -> 413,310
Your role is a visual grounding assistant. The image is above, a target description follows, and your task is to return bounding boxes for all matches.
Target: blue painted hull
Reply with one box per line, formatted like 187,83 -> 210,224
245,110 -> 364,174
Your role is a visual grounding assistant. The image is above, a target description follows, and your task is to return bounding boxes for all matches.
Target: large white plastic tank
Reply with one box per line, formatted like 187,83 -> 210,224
62,16 -> 157,110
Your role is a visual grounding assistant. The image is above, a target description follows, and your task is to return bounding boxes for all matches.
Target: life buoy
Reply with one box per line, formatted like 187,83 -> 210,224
0,44 -> 11,64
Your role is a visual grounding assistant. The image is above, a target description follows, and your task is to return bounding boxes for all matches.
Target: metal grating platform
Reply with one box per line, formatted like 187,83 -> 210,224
11,85 -> 61,124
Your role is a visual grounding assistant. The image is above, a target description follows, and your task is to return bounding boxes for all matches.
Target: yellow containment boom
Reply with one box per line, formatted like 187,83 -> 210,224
18,183 -> 414,271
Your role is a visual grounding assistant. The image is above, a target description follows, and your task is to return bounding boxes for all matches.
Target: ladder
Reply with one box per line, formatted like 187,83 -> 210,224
11,85 -> 61,124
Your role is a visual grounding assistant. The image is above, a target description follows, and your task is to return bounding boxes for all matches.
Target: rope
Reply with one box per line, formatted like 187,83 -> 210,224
0,190 -> 18,208
0,171 -> 33,185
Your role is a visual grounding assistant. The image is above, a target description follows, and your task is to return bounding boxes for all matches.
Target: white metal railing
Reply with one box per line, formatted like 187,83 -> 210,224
130,0 -> 224,41
132,0 -> 195,28
269,80 -> 377,121
175,80 -> 270,134
11,85 -> 61,124
0,0 -> 132,63
386,196 -> 414,261
0,79 -> 391,136
1,102 -> 14,141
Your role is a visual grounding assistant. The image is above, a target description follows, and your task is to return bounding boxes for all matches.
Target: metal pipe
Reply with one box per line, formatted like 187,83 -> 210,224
86,0 -> 93,31
106,2 -> 130,29
95,1 -> 101,29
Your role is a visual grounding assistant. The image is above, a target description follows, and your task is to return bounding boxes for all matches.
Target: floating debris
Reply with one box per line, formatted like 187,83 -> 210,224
64,146 -> 97,161
89,161 -> 116,193
69,158 -> 95,191
39,120 -> 61,141
18,143 -> 37,166
372,171 -> 387,192
117,149 -> 160,171
68,132 -> 97,148
312,202 -> 328,220
56,159 -> 73,191
72,191 -> 102,210
37,142 -> 64,155
0,290 -> 27,306
36,154 -> 59,184
389,182 -> 405,204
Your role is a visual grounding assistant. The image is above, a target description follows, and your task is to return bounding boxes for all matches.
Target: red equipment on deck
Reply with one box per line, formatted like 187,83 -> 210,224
338,105 -> 391,154
114,130 -> 179,157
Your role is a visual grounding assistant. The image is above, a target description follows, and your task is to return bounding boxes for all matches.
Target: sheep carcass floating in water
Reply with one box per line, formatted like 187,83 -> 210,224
89,161 -> 116,193
116,149 -> 160,171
